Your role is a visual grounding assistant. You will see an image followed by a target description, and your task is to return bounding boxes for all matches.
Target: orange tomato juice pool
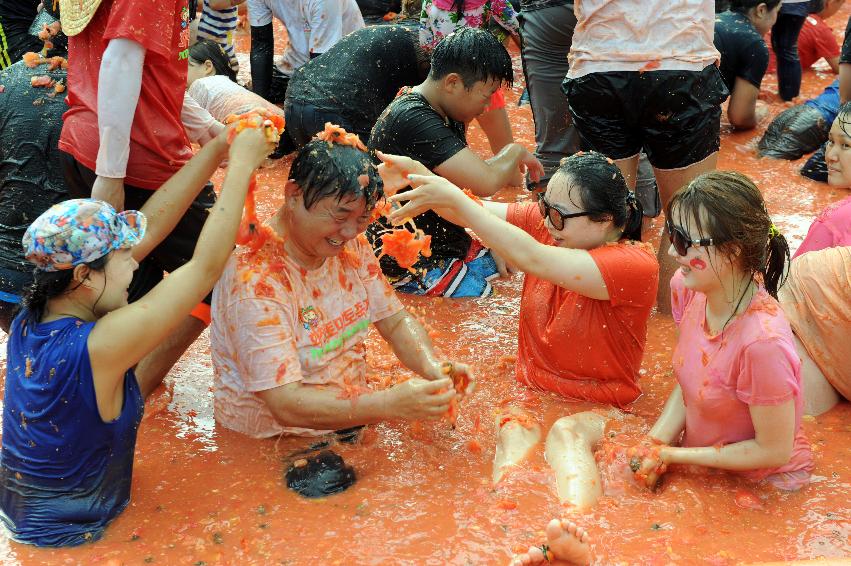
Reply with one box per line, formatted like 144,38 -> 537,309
0,20 -> 850,566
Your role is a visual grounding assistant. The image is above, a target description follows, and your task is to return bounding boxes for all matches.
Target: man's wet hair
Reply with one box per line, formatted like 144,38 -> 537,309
290,137 -> 383,210
428,27 -> 513,89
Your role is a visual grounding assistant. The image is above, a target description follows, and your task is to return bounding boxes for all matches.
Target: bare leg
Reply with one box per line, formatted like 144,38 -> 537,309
544,412 -> 607,510
135,315 -> 206,398
510,519 -> 591,566
652,152 -> 719,314
476,107 -> 514,154
795,334 -> 841,416
493,409 -> 542,484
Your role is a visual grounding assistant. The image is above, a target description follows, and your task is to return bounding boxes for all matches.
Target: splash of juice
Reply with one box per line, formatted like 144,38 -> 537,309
379,228 -> 432,271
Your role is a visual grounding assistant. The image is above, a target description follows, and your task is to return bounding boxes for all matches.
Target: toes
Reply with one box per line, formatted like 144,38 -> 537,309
560,519 -> 588,543
526,546 -> 545,562
545,518 -> 564,539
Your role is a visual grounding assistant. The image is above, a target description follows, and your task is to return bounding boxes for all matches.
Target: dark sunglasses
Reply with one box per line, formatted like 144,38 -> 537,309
666,219 -> 722,256
537,192 -> 591,231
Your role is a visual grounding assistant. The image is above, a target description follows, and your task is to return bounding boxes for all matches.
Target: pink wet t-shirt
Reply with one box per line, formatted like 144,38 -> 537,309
210,234 -> 403,438
793,195 -> 851,258
670,271 -> 813,489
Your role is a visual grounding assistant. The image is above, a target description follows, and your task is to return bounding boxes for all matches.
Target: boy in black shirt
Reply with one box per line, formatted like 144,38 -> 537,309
715,1 -> 781,129
367,28 -> 542,297
284,26 -> 430,147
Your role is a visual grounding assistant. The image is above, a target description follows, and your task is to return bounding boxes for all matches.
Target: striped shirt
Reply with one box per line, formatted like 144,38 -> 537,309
197,0 -> 239,71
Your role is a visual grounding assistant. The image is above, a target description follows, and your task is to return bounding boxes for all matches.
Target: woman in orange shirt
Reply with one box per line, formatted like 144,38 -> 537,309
384,150 -> 659,487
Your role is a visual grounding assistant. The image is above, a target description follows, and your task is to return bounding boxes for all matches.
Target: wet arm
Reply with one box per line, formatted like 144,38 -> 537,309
256,382 -> 392,429
482,201 -> 508,221
827,55 -> 840,74
840,62 -> 851,103
132,130 -> 229,262
727,78 -> 760,130
444,194 -> 609,299
647,384 -> 687,445
182,92 -> 225,147
392,176 -> 609,298
660,401 -> 796,470
89,129 -> 272,375
435,144 -> 537,197
374,310 -> 442,380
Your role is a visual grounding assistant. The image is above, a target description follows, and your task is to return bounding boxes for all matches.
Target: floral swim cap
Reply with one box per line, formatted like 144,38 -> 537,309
23,199 -> 147,271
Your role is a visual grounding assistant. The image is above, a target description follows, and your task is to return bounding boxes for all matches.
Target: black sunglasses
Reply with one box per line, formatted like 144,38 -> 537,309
537,192 -> 591,231
666,219 -> 722,256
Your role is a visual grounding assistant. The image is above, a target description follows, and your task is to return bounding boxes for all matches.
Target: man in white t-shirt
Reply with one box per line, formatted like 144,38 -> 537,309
247,0 -> 364,103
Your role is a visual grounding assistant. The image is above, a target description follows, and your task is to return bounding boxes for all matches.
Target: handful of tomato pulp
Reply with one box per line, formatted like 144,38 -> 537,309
441,361 -> 472,426
627,437 -> 668,488
223,110 -> 285,252
373,156 -> 436,272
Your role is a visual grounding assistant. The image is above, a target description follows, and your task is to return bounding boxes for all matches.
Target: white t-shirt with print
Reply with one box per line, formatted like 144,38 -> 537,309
246,0 -> 365,76
210,235 -> 403,439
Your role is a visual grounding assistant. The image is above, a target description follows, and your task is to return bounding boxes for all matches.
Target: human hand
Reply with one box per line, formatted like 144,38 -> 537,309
388,174 -> 475,227
228,126 -> 277,171
627,437 -> 668,490
385,378 -> 457,420
519,149 -> 544,185
211,124 -> 234,158
375,151 -> 432,196
92,176 -> 125,211
422,361 -> 475,396
491,250 -> 516,278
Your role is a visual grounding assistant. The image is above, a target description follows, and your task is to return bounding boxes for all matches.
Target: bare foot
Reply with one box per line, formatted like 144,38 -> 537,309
509,519 -> 591,566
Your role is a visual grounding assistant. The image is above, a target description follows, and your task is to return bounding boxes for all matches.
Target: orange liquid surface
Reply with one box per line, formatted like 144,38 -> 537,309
0,13 -> 849,566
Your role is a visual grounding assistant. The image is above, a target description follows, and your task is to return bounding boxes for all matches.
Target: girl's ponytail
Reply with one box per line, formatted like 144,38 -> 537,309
762,224 -> 790,298
622,191 -> 644,241
22,270 -> 74,325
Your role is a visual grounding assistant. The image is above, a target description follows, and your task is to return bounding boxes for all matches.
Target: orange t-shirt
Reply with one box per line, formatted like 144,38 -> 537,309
506,203 -> 659,407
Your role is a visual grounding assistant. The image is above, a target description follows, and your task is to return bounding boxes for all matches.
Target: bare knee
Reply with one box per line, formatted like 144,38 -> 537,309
548,412 -> 606,446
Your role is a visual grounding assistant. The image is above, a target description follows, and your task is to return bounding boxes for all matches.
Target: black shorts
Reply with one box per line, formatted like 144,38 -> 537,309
59,151 -> 216,306
562,64 -> 729,170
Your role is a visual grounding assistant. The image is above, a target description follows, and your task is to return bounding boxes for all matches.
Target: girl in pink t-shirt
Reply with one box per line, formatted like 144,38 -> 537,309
509,171 -> 814,566
795,104 -> 851,257
780,108 -> 851,415
634,170 -> 814,493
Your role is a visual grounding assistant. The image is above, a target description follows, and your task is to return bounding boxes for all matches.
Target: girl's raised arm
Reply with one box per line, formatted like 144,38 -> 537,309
88,128 -> 276,385
390,174 -> 611,300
